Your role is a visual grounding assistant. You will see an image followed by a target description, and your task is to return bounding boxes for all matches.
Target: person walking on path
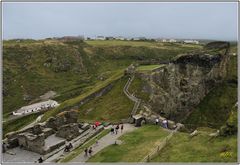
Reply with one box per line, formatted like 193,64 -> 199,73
88,147 -> 93,157
38,157 -> 43,163
110,126 -> 114,135
115,125 -> 119,134
95,138 -> 99,147
162,119 -> 168,129
69,143 -> 73,149
121,124 -> 124,133
155,118 -> 159,125
84,148 -> 88,157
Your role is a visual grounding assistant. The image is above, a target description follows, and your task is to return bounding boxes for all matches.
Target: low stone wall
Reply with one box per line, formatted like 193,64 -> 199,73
56,123 -> 81,140
18,133 -> 45,154
44,140 -> 66,154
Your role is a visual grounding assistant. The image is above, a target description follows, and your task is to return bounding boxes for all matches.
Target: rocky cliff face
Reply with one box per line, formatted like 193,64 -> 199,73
138,42 -> 230,121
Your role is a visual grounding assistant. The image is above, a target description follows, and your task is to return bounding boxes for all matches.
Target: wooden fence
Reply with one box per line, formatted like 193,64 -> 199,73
142,125 -> 181,162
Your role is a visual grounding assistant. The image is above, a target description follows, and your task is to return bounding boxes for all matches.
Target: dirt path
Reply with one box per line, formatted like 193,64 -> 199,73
71,124 -> 137,162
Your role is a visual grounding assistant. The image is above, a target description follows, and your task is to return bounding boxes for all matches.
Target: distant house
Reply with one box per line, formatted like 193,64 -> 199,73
183,40 -> 199,44
162,39 -> 167,42
96,36 -> 106,40
12,100 -> 59,116
169,39 -> 177,43
133,37 -> 146,41
105,37 -> 115,40
115,36 -> 125,40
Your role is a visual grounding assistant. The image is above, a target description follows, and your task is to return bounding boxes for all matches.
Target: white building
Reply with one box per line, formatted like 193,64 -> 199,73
169,39 -> 177,43
12,100 -> 59,116
115,36 -> 125,40
96,36 -> 106,40
183,40 -> 199,44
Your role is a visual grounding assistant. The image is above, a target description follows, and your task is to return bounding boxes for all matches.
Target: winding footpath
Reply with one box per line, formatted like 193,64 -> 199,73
123,76 -> 141,116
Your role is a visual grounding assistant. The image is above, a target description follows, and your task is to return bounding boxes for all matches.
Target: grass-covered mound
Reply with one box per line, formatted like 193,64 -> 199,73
87,125 -> 170,162
78,76 -> 134,123
151,129 -> 237,162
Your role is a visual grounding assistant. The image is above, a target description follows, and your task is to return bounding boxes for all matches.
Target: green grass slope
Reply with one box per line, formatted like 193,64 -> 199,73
151,130 -> 237,162
78,76 -> 134,123
88,125 -> 170,162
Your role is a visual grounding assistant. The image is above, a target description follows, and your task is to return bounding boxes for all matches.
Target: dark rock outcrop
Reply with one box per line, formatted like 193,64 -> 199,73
137,42 -> 230,121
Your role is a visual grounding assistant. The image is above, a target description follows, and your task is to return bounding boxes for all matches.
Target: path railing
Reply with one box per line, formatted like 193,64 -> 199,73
141,125 -> 181,162
123,76 -> 141,117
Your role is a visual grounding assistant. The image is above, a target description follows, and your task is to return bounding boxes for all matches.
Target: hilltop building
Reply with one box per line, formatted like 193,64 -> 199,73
12,100 -> 59,116
169,39 -> 177,43
183,40 -> 199,44
96,36 -> 106,40
115,36 -> 125,40
161,39 -> 177,43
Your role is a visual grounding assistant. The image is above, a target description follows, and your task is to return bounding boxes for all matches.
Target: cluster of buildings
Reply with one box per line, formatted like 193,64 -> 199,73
45,35 -> 200,44
86,36 -> 199,44
86,36 -> 148,41
160,39 -> 199,44
12,100 -> 59,116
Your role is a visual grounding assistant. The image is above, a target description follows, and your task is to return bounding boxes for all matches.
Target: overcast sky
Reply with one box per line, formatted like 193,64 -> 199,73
3,2 -> 238,41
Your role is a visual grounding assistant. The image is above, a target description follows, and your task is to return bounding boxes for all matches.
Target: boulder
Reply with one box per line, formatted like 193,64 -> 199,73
167,120 -> 176,129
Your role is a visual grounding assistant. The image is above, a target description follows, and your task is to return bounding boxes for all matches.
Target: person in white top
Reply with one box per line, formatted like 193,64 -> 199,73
162,119 -> 168,129
155,118 -> 159,125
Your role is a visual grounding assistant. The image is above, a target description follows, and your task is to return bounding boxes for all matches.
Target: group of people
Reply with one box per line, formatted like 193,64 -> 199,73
84,147 -> 93,157
64,143 -> 73,152
155,118 -> 168,129
110,124 -> 124,135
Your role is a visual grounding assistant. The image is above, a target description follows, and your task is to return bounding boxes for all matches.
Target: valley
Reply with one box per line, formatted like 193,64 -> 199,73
2,39 -> 237,163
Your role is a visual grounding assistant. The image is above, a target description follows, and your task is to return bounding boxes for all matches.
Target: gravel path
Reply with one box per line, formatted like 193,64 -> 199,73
71,124 -> 137,162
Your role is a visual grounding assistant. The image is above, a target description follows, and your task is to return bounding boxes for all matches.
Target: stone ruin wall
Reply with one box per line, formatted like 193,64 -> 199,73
4,110 -> 87,155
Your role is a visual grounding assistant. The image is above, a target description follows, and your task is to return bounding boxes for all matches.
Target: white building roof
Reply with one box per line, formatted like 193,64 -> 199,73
16,100 -> 58,113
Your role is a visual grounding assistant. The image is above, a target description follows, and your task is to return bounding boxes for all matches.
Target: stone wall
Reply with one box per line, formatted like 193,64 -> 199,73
18,133 -> 45,154
45,109 -> 79,130
56,123 -> 81,140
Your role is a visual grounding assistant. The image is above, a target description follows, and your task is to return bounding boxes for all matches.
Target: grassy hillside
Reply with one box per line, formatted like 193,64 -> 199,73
3,39 -> 202,119
78,76 -> 134,123
88,125 -> 170,162
151,130 -> 237,162
42,70 -> 124,121
87,125 -> 236,162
